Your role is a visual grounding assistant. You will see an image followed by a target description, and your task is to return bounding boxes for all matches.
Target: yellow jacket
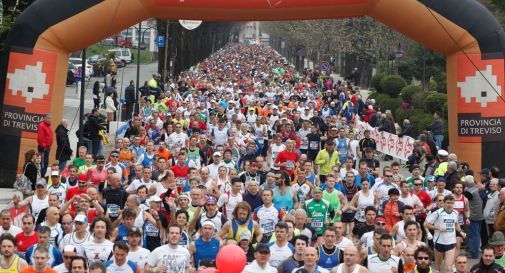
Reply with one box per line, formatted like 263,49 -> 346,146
315,149 -> 340,175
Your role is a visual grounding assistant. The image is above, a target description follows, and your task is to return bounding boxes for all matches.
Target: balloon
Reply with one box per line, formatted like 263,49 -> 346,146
216,245 -> 247,273
199,268 -> 219,273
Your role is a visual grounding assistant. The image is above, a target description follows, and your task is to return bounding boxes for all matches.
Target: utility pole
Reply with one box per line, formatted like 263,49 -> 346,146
135,21 -> 141,114
163,20 -> 169,80
78,48 -> 86,149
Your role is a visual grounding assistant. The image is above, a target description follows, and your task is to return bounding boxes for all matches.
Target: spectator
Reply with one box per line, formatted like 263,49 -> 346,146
37,113 -> 53,177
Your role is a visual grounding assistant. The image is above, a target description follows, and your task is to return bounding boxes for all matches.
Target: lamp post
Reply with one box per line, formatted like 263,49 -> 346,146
394,42 -> 404,75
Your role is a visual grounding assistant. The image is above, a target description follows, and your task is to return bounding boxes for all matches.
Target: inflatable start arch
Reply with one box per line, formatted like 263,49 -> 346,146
1,0 -> 505,185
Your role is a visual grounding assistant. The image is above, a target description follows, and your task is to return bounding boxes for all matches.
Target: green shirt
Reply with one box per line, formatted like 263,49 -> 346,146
73,158 -> 86,168
315,149 -> 340,175
497,254 -> 505,268
303,198 -> 333,236
323,189 -> 341,223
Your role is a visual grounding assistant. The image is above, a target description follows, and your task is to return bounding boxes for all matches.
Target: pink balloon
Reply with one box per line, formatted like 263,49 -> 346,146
216,245 -> 247,273
199,268 -> 219,273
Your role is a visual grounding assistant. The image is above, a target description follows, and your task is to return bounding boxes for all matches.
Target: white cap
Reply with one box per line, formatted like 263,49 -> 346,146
438,149 -> 449,157
213,152 -> 222,157
147,196 -> 162,204
74,214 -> 88,223
50,171 -> 59,176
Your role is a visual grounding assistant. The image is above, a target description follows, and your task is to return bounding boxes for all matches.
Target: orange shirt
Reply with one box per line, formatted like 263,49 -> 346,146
21,267 -> 56,273
156,149 -> 172,160
383,201 -> 402,232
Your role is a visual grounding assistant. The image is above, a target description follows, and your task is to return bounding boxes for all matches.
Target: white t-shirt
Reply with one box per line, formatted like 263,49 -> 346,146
217,192 -> 243,218
0,225 -> 22,237
147,245 -> 190,273
59,231 -> 92,256
335,236 -> 354,249
54,263 -> 69,273
47,183 -> 68,206
127,247 -> 151,272
367,254 -> 401,273
268,242 -> 294,268
243,260 -> 277,273
168,132 -> 189,149
426,208 -> 459,245
398,193 -> 424,208
126,179 -> 156,193
83,239 -> 114,263
292,266 -> 329,273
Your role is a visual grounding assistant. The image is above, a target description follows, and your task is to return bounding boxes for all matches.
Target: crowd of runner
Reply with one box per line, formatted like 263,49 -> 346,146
3,43 -> 505,273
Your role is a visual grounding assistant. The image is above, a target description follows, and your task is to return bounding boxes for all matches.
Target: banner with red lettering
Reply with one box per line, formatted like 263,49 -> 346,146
356,117 -> 415,161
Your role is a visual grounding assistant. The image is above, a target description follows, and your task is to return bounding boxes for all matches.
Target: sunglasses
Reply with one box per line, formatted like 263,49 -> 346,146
376,222 -> 386,226
111,155 -> 119,158
384,175 -> 393,178
417,257 -> 430,260
414,183 -> 422,186
62,221 -> 73,225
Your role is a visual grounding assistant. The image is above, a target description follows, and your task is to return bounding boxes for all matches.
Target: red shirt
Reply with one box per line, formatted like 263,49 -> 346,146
37,120 -> 53,148
16,232 -> 38,252
66,186 -> 88,201
414,190 -> 432,219
383,201 -> 402,232
68,209 -> 98,223
171,165 -> 189,178
275,150 -> 299,177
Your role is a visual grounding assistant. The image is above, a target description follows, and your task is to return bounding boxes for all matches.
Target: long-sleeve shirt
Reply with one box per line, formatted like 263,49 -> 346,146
315,149 -> 340,176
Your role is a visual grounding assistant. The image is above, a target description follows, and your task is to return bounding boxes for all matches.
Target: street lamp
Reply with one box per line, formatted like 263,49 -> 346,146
394,42 -> 404,74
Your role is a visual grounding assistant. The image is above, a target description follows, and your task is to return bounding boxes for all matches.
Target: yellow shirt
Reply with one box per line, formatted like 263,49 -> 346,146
315,149 -> 340,175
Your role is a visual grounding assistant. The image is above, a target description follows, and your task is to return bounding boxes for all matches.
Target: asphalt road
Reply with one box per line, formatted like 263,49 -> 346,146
63,62 -> 158,147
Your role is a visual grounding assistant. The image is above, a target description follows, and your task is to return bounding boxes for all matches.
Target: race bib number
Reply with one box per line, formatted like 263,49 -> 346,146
444,219 -> 455,232
311,219 -> 323,228
261,221 -> 275,234
310,141 -> 319,150
300,140 -> 309,149
286,160 -> 295,170
107,204 -> 121,218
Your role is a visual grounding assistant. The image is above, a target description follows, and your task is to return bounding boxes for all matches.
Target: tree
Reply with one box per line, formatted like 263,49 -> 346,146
1,0 -> 32,52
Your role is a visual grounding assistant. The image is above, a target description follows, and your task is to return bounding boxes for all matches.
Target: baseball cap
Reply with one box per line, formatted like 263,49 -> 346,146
206,195 -> 218,205
50,171 -> 59,176
255,244 -> 270,254
74,214 -> 88,224
78,174 -> 88,182
147,195 -> 162,204
110,151 -> 119,157
213,152 -> 222,157
437,149 -> 448,157
427,175 -> 436,182
313,186 -> 323,193
63,245 -> 77,253
35,179 -> 47,187
239,229 -> 252,241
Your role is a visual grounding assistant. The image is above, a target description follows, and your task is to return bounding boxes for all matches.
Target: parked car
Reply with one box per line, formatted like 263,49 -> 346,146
102,38 -> 115,46
87,54 -> 101,65
69,57 -> 93,77
107,48 -> 132,66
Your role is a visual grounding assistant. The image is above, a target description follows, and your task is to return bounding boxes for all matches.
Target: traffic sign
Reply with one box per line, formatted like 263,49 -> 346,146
320,61 -> 330,72
157,36 -> 165,48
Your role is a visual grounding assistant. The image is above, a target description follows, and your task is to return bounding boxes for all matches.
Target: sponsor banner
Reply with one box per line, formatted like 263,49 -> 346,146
356,117 -> 414,161
1,49 -> 57,139
457,54 -> 505,143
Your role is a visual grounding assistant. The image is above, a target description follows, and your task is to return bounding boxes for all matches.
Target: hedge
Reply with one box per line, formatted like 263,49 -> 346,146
380,97 -> 402,119
400,85 -> 423,104
380,75 -> 407,97
371,73 -> 386,93
425,92 -> 447,114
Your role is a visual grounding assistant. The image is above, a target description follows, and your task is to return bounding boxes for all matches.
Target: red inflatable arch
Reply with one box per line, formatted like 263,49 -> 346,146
1,0 -> 505,185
